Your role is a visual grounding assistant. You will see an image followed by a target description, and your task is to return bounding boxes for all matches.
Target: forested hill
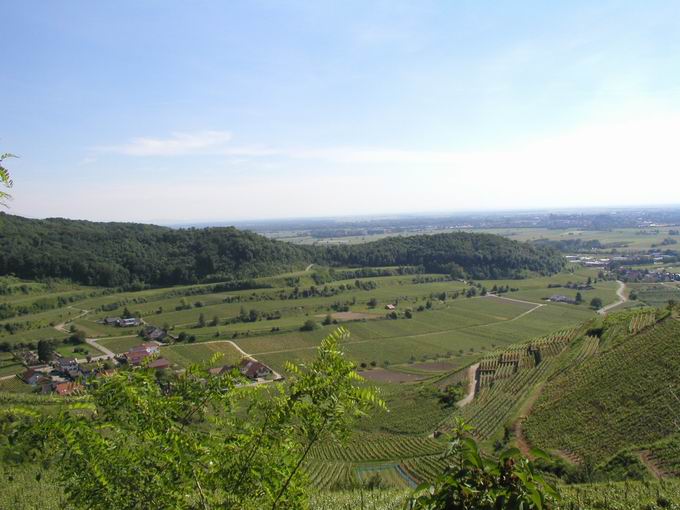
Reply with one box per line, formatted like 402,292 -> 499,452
0,213 -> 564,287
323,232 -> 565,279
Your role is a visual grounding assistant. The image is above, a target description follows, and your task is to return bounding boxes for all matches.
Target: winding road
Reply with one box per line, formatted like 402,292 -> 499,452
597,280 -> 627,315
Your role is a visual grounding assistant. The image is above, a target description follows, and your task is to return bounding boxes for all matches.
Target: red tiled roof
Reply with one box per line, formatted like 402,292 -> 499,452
54,382 -> 83,396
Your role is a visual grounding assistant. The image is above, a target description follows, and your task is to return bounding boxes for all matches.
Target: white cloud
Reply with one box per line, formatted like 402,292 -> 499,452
103,130 -> 233,156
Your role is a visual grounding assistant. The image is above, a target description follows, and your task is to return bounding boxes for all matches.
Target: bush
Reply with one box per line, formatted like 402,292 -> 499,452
300,319 -> 318,331
410,420 -> 558,509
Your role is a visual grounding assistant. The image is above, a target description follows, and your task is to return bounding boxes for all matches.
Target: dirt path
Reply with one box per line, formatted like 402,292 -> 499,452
482,295 -> 545,323
598,280 -> 627,315
457,363 -> 479,407
513,383 -> 545,457
305,263 -> 314,272
639,450 -> 667,478
54,307 -> 91,333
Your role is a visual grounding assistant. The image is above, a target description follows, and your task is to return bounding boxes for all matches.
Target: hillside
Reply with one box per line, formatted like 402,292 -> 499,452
523,312 -> 680,469
0,213 -> 564,287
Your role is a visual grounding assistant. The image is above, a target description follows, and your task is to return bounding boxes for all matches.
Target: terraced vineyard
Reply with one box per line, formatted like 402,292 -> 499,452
437,329 -> 581,441
524,316 -> 680,463
628,310 -> 657,335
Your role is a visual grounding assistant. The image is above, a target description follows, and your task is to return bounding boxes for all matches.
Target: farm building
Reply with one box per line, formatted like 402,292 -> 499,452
124,343 -> 161,366
385,304 -> 396,311
21,368 -> 49,386
548,295 -> 577,304
51,381 -> 83,396
147,358 -> 171,370
239,359 -> 272,380
143,326 -> 169,342
119,317 -> 141,327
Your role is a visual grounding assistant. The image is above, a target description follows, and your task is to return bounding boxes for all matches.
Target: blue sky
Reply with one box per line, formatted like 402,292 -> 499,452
4,1 -> 680,222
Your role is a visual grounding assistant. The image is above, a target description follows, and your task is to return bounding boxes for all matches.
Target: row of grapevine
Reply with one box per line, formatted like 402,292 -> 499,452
309,435 -> 443,463
399,454 -> 448,483
524,318 -> 680,463
628,311 -> 657,335
304,460 -> 359,489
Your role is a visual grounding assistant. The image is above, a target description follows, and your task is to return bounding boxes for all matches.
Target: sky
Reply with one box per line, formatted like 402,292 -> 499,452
3,0 -> 680,223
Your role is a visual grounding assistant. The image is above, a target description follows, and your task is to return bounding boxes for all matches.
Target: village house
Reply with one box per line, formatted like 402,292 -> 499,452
143,325 -> 169,343
118,317 -> 141,327
21,368 -> 49,386
147,358 -> 171,370
100,317 -> 121,326
50,381 -> 83,396
124,343 -> 161,366
385,304 -> 396,311
56,357 -> 81,378
239,358 -> 272,380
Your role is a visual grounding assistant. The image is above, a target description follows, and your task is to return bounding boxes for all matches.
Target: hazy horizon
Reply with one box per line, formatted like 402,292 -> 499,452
4,1 -> 680,222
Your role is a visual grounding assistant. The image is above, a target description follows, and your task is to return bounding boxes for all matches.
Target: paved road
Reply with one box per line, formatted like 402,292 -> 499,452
598,280 -> 627,315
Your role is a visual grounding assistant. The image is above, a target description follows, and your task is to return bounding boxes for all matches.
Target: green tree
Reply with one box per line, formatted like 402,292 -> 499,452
197,312 -> 206,328
0,152 -> 16,206
590,297 -> 603,309
122,306 -> 132,318
3,328 -> 382,510
37,339 -> 55,363
210,315 -> 219,327
410,420 -> 557,509
68,329 -> 86,345
300,319 -> 318,331
575,292 -> 583,304
322,313 -> 333,326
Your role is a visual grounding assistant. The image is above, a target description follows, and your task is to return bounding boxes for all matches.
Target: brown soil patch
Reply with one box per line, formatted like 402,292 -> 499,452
359,368 -> 428,383
315,311 -> 382,321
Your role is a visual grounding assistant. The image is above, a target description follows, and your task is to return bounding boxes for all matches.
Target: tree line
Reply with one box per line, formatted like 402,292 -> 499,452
0,213 -> 564,287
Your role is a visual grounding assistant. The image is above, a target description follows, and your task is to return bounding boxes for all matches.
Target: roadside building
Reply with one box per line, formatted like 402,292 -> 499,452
239,359 -> 272,380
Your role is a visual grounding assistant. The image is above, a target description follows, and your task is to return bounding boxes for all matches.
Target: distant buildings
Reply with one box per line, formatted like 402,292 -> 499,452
548,294 -> 577,305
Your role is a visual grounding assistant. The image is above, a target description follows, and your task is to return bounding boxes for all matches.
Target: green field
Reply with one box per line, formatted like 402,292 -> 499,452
3,264 -> 662,503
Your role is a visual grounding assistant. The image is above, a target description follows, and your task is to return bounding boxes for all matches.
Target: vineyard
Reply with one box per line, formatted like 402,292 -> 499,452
308,479 -> 680,510
646,433 -> 680,477
436,329 -> 581,442
524,316 -> 680,463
